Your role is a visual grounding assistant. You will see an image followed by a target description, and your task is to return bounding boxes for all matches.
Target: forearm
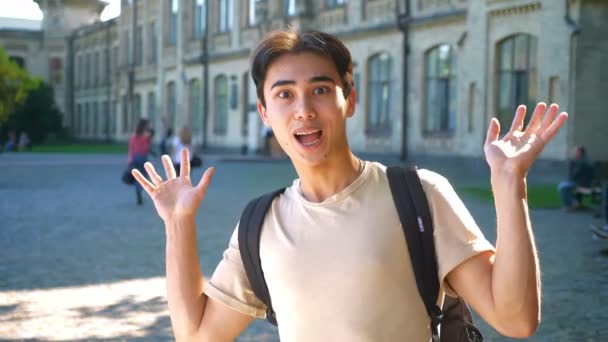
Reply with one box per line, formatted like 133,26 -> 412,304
491,171 -> 540,330
165,217 -> 208,340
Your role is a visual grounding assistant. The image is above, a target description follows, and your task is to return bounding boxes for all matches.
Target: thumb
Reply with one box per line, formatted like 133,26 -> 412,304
485,117 -> 500,146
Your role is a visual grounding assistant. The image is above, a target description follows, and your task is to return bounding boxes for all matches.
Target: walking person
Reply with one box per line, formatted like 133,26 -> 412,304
170,126 -> 194,176
132,29 -> 568,341
128,118 -> 153,205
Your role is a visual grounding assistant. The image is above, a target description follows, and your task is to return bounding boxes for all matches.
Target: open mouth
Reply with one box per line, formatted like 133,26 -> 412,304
294,129 -> 323,147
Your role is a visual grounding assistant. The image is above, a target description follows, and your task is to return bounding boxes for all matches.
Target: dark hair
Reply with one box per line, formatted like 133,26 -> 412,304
251,28 -> 354,107
135,119 -> 150,135
575,145 -> 586,157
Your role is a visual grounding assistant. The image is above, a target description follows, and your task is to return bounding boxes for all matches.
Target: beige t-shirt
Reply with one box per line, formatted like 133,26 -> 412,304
204,161 -> 495,341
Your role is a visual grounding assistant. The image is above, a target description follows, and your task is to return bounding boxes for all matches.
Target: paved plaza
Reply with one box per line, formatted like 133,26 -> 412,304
0,152 -> 606,341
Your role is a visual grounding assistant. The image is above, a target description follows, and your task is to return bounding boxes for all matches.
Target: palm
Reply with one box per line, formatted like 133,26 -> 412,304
150,177 -> 202,221
484,103 -> 568,176
131,150 -> 214,222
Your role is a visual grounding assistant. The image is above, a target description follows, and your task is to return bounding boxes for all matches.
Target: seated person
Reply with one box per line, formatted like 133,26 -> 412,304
558,145 -> 594,210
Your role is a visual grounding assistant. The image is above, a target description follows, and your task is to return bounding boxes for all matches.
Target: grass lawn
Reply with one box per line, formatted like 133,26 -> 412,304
459,184 -> 563,209
29,143 -> 128,154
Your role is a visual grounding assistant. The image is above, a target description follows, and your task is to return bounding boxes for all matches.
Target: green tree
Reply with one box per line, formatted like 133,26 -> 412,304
0,47 -> 39,124
5,82 -> 65,144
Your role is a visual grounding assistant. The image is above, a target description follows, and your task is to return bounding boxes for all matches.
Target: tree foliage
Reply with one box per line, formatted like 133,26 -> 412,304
4,82 -> 65,145
0,47 -> 40,124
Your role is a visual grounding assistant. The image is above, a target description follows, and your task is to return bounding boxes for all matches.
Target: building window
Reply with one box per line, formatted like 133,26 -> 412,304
190,79 -> 202,131
366,52 -> 393,135
245,0 -> 257,27
77,55 -> 83,86
147,91 -> 156,130
95,52 -> 101,85
123,31 -> 130,64
9,56 -> 25,69
92,101 -> 98,136
112,101 -> 118,134
113,46 -> 118,70
168,0 -> 178,45
49,57 -> 63,84
424,44 -> 456,133
167,81 -> 176,129
85,53 -> 91,87
283,0 -> 296,16
149,22 -> 157,63
84,103 -> 90,135
241,72 -> 249,136
327,0 -> 345,9
193,0 -> 206,38
122,95 -> 129,133
135,26 -> 143,65
76,103 -> 82,135
496,34 -> 537,130
103,101 -> 109,136
467,82 -> 475,133
103,48 -> 109,84
219,0 -> 232,33
214,75 -> 228,134
134,94 -> 142,126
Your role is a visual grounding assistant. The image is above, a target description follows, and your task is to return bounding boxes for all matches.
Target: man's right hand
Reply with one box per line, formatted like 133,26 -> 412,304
132,148 -> 215,223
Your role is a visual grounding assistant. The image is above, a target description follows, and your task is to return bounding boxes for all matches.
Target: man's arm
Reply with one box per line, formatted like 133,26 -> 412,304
446,173 -> 539,338
132,151 -> 254,341
447,102 -> 567,338
165,217 -> 254,341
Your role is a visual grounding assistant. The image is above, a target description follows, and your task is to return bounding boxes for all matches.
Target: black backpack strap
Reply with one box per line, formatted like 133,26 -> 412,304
238,188 -> 285,326
387,166 -> 442,342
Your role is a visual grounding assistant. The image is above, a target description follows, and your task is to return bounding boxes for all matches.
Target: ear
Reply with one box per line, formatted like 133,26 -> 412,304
345,88 -> 356,118
257,100 -> 271,126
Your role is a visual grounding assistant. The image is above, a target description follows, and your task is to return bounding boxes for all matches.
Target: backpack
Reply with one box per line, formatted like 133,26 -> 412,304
238,166 -> 483,342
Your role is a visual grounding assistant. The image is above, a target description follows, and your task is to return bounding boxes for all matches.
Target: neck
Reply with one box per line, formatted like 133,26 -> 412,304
295,152 -> 362,202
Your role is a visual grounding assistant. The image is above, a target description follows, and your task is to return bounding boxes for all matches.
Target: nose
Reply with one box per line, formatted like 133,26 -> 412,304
294,96 -> 316,120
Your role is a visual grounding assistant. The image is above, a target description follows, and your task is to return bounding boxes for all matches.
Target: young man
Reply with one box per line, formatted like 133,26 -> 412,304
132,29 -> 568,341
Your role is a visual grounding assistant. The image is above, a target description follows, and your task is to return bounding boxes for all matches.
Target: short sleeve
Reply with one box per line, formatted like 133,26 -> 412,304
203,224 -> 267,318
418,169 -> 496,296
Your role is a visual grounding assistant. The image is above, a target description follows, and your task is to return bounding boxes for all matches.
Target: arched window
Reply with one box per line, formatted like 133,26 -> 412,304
214,75 -> 228,134
190,79 -> 202,131
367,52 -> 393,135
166,81 -> 176,129
496,34 -> 537,128
424,44 -> 456,133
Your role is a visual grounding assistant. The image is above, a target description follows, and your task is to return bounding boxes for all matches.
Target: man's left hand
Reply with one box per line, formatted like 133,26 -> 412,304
484,102 -> 568,178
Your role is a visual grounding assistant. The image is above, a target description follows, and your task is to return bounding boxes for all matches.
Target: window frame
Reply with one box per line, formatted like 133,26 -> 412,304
365,52 -> 393,136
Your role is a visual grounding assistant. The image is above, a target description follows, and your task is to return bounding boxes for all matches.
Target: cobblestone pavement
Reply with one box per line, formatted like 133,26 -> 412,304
0,153 -> 606,341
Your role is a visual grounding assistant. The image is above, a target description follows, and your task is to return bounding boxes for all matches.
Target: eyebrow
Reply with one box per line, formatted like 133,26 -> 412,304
269,75 -> 337,90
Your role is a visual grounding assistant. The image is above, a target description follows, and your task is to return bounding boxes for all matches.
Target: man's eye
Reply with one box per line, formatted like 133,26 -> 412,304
278,91 -> 291,99
314,87 -> 328,95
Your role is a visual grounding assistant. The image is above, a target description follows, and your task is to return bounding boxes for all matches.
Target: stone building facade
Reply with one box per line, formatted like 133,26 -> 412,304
1,0 -> 606,160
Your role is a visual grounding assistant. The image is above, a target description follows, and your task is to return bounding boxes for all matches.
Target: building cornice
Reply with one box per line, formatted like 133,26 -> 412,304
488,2 -> 542,17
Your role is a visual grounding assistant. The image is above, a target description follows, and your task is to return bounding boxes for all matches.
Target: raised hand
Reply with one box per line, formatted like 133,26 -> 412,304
131,148 -> 215,222
484,102 -> 568,177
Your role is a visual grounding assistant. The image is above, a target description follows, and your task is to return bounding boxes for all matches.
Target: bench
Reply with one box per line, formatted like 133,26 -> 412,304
575,161 -> 608,222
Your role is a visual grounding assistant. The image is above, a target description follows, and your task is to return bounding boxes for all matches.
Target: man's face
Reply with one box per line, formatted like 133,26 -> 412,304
257,52 -> 355,167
